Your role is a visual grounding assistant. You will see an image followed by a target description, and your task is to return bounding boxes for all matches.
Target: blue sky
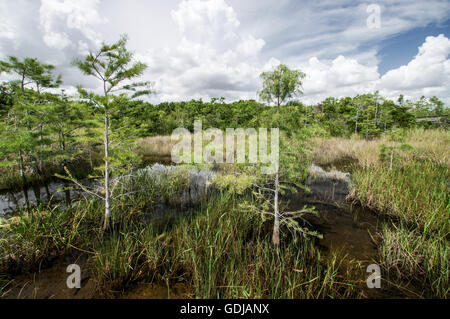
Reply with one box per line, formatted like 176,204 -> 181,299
377,18 -> 450,75
0,0 -> 449,104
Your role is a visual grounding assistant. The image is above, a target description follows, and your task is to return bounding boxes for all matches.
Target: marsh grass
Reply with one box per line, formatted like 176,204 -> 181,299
135,136 -> 175,162
169,206 -> 359,299
380,224 -> 449,298
1,167 -> 362,298
350,162 -> 449,298
312,128 -> 449,169
350,161 -> 449,231
315,128 -> 449,298
89,191 -> 361,298
0,200 -> 101,274
4,128 -> 446,298
0,273 -> 10,296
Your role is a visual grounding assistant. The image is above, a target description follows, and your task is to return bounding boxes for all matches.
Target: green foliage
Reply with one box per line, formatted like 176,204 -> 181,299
259,64 -> 306,107
73,35 -> 151,173
350,160 -> 449,297
210,174 -> 256,195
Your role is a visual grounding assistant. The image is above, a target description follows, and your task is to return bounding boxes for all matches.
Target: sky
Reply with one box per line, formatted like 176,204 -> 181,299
0,0 -> 449,105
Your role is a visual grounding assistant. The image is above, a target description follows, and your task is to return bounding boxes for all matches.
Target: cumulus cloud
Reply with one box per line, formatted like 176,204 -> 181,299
0,0 -> 449,106
378,34 -> 450,101
295,55 -> 378,103
248,0 -> 450,63
299,35 -> 450,104
137,1 -> 449,105
140,0 -> 266,102
0,21 -> 17,42
39,0 -> 107,51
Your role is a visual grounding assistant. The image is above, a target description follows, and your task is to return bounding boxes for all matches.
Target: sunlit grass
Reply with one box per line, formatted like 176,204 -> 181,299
314,128 -> 449,298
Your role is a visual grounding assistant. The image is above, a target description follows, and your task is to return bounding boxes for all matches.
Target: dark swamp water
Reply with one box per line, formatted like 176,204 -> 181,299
0,181 -> 83,218
1,162 -> 422,299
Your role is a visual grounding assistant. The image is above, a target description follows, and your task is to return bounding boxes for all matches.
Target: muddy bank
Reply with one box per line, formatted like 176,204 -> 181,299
1,255 -> 96,299
1,257 -> 188,299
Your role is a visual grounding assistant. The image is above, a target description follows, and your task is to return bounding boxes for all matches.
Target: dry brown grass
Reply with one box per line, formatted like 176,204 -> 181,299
135,136 -> 175,158
312,135 -> 380,168
311,128 -> 449,168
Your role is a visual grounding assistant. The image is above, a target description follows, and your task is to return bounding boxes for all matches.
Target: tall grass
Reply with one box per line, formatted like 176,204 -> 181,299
0,200 -> 102,274
380,224 -> 449,298
136,136 -> 175,161
168,196 -> 359,298
90,191 -> 361,298
350,161 -> 449,233
317,128 -> 450,298
4,128 -> 446,298
312,128 -> 450,169
349,161 -> 449,298
1,169 -> 362,298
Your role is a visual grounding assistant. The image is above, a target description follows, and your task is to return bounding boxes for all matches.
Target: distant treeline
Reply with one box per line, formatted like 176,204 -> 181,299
115,94 -> 449,138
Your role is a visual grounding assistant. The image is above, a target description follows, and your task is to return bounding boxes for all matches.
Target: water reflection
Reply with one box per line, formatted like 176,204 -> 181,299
0,163 -> 215,218
0,182 -> 81,217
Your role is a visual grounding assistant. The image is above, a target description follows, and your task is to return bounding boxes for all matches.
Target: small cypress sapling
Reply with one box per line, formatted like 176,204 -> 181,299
72,35 -> 153,231
258,64 -> 321,245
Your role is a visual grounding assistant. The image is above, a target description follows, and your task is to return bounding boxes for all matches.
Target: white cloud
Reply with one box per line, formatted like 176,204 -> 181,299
42,31 -> 71,50
141,0 -> 266,102
0,21 -> 17,42
242,0 -> 450,62
379,34 -> 450,93
0,1 -> 25,51
299,35 -> 450,105
137,1 -> 449,105
39,0 -> 107,50
0,0 -> 449,106
299,55 -> 379,103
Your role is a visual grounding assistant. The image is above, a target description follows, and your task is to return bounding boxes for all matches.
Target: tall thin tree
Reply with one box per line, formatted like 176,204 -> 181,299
73,35 -> 151,230
259,64 -> 306,245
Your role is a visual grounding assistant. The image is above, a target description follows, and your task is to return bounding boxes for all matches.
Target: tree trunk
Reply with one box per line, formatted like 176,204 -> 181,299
18,150 -> 31,211
389,147 -> 394,171
103,112 -> 111,231
375,102 -> 379,126
44,183 -> 51,200
273,97 -> 280,246
272,167 -> 280,245
39,123 -> 44,173
61,132 -> 66,151
18,150 -> 27,186
89,150 -> 93,170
